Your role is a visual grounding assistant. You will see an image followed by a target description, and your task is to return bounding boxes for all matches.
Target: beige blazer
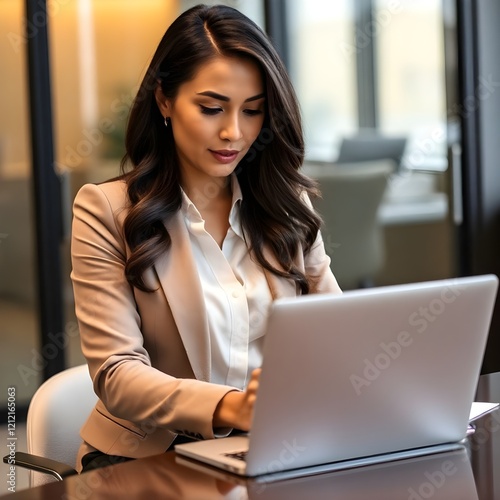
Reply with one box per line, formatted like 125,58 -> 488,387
71,179 -> 341,465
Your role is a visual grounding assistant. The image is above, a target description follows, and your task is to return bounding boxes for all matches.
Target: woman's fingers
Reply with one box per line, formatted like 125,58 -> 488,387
246,368 -> 261,395
213,368 -> 263,430
242,368 -> 261,418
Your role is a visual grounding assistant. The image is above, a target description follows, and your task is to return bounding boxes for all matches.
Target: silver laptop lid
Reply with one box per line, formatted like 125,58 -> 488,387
246,275 -> 498,476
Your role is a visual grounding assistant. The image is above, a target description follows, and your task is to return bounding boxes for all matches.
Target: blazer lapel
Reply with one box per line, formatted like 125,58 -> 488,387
153,211 -> 211,382
152,213 -> 299,381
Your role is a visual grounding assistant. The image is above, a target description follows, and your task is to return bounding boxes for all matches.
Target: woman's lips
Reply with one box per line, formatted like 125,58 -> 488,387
209,149 -> 240,164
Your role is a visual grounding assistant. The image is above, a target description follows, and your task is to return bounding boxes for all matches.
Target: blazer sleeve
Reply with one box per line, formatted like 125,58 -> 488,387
71,183 -> 236,440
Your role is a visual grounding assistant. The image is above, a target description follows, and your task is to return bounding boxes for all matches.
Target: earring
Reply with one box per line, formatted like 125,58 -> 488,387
164,116 -> 169,128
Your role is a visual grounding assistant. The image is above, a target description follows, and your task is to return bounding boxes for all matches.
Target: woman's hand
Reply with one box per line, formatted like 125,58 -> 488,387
213,368 -> 261,431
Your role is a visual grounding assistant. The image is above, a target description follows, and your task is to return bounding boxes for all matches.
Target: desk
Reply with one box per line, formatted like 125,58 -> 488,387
378,170 -> 449,226
378,192 -> 448,226
3,373 -> 500,499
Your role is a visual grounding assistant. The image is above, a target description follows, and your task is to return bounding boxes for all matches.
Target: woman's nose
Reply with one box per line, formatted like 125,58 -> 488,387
220,114 -> 243,142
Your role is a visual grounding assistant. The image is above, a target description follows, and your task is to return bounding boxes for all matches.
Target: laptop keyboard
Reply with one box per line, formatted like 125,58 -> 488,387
223,450 -> 248,461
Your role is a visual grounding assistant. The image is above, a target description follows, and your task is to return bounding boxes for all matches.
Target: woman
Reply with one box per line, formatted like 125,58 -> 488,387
71,4 -> 341,472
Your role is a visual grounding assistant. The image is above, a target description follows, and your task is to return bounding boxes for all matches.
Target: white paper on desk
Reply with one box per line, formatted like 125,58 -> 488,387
469,402 -> 499,422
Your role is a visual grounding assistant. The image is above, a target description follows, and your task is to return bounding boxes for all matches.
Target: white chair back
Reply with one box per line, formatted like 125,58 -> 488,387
26,364 -> 96,486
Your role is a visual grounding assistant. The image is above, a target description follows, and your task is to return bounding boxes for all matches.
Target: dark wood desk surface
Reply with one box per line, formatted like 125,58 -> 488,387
3,373 -> 500,500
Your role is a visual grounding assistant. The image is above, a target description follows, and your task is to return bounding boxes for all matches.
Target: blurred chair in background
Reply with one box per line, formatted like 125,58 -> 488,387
336,133 -> 407,172
304,160 -> 395,290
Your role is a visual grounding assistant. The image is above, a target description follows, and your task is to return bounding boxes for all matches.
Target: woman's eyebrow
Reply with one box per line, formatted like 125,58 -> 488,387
196,90 -> 265,102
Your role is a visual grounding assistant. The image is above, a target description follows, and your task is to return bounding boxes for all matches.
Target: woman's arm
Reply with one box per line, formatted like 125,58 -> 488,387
71,182 -> 237,439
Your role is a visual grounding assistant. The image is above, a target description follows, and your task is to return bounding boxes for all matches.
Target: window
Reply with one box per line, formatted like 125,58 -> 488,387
287,0 -> 447,169
374,0 -> 447,170
287,0 -> 357,160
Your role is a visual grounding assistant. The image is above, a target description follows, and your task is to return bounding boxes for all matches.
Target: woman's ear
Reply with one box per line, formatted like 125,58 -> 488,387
154,83 -> 170,119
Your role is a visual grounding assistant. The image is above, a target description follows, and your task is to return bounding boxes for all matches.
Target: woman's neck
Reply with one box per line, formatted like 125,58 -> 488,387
182,175 -> 232,213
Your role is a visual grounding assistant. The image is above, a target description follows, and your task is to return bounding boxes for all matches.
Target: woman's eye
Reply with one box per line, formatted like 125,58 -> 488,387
244,109 -> 263,116
200,105 -> 222,115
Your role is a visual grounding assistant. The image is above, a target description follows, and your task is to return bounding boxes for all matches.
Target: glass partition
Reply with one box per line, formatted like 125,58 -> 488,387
1,3 -> 41,490
286,0 -> 455,289
0,0 -> 40,413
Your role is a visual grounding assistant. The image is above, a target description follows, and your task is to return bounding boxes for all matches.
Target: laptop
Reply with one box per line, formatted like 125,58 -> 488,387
176,446 -> 478,499
175,274 -> 498,478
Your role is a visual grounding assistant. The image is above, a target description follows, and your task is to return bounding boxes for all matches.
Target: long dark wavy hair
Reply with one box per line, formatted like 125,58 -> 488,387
121,4 -> 321,294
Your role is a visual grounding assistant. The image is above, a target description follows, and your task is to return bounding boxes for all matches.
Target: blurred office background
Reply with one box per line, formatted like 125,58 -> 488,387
1,0 -> 500,422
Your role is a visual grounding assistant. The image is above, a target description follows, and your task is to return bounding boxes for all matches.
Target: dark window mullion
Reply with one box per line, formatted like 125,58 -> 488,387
25,0 -> 65,380
264,0 -> 289,70
354,0 -> 378,129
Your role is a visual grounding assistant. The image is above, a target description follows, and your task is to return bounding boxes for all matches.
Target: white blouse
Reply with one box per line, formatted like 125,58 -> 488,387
181,176 -> 273,390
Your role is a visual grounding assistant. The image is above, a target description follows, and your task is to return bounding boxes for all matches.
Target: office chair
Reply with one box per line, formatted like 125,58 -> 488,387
336,133 -> 407,171
3,364 -> 97,487
304,160 -> 394,289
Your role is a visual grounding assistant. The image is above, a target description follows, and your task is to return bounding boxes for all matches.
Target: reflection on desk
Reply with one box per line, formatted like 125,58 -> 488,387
2,373 -> 499,500
178,447 -> 477,500
0,445 -> 480,500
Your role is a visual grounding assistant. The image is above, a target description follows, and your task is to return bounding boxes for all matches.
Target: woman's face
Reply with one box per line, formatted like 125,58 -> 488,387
157,56 -> 266,191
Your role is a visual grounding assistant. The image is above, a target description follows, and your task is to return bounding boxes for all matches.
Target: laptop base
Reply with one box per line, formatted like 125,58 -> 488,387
176,441 -> 466,481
